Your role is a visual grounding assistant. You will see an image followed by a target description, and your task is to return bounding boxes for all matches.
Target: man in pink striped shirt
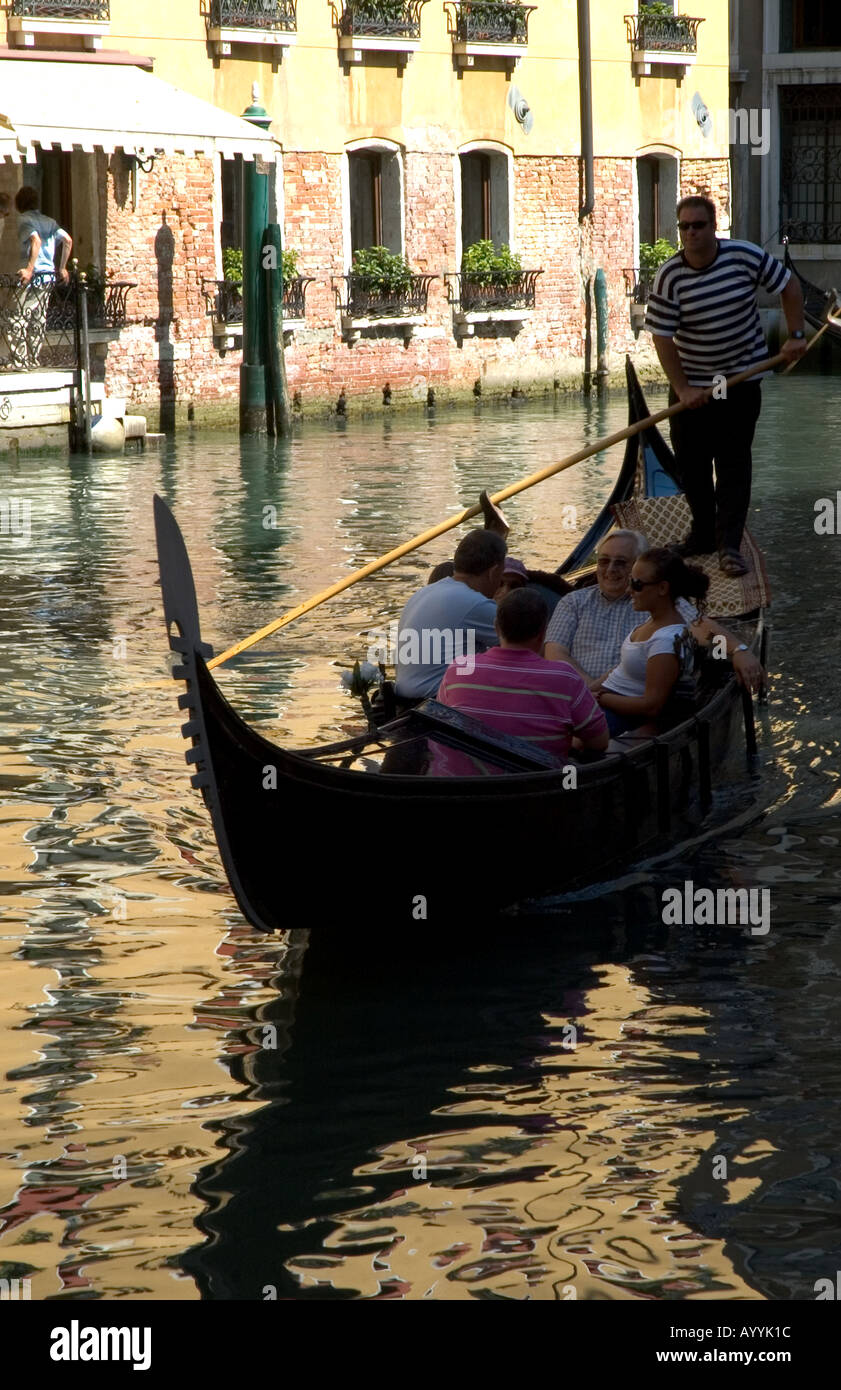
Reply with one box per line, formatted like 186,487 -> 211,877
438,588 -> 609,766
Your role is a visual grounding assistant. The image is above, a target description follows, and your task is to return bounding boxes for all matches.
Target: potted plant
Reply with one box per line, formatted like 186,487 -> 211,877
465,1 -> 526,42
462,239 -> 523,288
638,237 -> 677,293
346,0 -> 406,26
637,2 -> 693,46
350,246 -> 413,301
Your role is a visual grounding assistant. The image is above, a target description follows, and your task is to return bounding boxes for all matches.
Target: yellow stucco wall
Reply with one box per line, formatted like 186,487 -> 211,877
0,1 -> 731,162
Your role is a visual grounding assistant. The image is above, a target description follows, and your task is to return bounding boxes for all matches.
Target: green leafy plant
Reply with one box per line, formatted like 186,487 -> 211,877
466,1 -> 526,37
638,238 -> 677,273
462,240 -> 523,288
347,0 -> 406,22
222,246 -> 243,282
638,2 -> 677,14
351,246 -> 413,296
222,245 -> 299,283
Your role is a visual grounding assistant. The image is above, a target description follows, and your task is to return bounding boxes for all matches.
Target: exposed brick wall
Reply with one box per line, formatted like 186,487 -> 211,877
680,159 -> 732,230
100,152 -> 239,422
93,152 -> 729,416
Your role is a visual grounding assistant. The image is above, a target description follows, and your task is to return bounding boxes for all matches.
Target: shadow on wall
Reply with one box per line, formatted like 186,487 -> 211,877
155,214 -> 175,435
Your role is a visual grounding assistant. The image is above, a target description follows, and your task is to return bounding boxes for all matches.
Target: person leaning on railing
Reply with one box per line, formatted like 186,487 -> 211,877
10,185 -> 72,370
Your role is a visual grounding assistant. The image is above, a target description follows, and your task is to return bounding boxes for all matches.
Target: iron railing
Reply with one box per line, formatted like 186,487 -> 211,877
202,275 -> 315,324
451,1 -> 535,45
780,85 -> 841,245
448,269 -> 541,312
208,0 -> 296,30
336,272 -> 436,318
338,1 -> 426,40
0,274 -> 134,372
10,0 -> 110,16
624,13 -> 703,53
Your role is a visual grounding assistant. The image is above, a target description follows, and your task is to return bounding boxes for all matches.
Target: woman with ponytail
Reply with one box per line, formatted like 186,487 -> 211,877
595,548 -> 709,738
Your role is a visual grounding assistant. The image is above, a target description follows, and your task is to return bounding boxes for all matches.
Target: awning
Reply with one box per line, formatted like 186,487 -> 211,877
0,60 -> 278,163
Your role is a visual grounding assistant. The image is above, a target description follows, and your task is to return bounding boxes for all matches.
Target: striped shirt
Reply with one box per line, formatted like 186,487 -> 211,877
544,587 -> 695,679
645,239 -> 789,387
437,647 -> 607,766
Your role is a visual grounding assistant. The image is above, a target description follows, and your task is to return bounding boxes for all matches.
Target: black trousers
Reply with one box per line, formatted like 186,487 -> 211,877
668,381 -> 762,553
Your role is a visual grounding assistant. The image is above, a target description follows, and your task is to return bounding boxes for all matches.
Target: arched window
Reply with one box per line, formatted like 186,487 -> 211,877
458,145 -> 511,258
637,152 -> 679,246
346,143 -> 403,257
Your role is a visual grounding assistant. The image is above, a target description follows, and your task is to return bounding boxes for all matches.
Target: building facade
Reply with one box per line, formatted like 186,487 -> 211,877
1,1 -> 731,427
731,0 -> 841,292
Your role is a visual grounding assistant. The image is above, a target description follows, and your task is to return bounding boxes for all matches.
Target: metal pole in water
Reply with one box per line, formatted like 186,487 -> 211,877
240,85 -> 271,435
79,274 -> 92,455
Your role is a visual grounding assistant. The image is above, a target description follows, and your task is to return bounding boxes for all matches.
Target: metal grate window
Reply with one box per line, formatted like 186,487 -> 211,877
780,86 -> 841,244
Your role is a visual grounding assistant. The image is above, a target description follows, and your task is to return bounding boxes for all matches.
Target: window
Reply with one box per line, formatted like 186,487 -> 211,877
780,0 -> 841,51
348,148 -> 402,255
780,86 -> 841,244
459,149 -> 510,251
220,155 -> 243,256
637,154 -> 678,247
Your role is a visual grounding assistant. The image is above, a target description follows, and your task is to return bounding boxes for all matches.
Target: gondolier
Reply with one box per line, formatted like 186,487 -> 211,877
645,195 -> 807,577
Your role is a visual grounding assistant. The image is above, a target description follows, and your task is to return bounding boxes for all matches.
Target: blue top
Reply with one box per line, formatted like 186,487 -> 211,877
18,211 -> 67,277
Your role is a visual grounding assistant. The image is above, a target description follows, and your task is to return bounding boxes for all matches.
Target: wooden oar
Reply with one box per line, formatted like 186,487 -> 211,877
206,338 -> 822,671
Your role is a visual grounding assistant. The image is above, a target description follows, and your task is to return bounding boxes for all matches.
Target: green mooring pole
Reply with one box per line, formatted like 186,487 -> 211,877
594,267 -> 609,391
240,85 -> 271,435
263,223 -> 292,437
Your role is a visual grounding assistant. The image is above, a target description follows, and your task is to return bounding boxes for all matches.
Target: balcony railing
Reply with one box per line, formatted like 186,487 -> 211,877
202,276 -> 314,327
625,12 -> 702,53
338,1 -> 426,40
336,271 -> 436,320
208,0 -> 296,31
451,1 -> 535,46
10,0 -> 110,15
449,269 -> 541,313
1,273 -> 134,372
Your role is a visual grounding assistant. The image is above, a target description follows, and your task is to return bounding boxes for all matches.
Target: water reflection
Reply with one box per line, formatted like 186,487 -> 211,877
1,379 -> 840,1300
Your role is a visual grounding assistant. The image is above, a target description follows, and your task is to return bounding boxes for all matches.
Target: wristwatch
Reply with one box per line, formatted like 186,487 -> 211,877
791,330 -> 806,340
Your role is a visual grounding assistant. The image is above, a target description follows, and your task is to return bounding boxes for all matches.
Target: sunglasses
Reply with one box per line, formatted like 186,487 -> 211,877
629,577 -> 657,591
679,220 -> 710,231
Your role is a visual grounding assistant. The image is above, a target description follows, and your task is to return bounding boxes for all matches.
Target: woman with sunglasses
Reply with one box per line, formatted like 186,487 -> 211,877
594,548 -> 709,738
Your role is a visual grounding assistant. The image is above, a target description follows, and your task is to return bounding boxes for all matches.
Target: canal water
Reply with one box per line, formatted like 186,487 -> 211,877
1,376 -> 840,1302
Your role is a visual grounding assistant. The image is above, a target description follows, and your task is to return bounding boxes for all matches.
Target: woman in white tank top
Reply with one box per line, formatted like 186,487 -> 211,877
596,548 -> 709,738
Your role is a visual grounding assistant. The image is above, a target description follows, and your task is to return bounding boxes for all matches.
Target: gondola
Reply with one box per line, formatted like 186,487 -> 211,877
155,360 -> 767,930
783,244 -> 841,343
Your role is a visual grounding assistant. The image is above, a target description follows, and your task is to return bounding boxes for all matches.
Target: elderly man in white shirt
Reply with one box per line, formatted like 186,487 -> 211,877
544,529 -> 763,693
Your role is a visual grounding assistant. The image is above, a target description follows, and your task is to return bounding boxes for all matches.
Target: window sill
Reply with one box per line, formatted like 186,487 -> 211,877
452,40 -> 526,69
8,16 -> 110,48
783,243 -> 841,259
338,34 -> 420,64
631,48 -> 697,78
453,308 -> 531,337
211,318 -> 305,350
341,312 -> 427,343
208,27 -> 296,57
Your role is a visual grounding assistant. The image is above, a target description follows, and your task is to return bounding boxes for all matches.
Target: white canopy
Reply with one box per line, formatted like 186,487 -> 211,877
0,60 -> 277,162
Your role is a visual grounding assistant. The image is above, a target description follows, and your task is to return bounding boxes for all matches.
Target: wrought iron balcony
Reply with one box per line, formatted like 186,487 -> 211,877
338,1 -> 426,40
337,271 -> 436,319
449,269 -> 541,313
1,273 -> 134,374
208,0 -> 296,32
446,269 -> 541,336
451,1 -> 534,45
624,12 -> 703,76
202,276 -> 314,329
10,0 -> 110,16
623,267 -> 654,305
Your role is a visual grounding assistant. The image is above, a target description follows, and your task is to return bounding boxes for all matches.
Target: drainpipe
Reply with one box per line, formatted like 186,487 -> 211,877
578,0 -> 594,221
240,84 -> 271,435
